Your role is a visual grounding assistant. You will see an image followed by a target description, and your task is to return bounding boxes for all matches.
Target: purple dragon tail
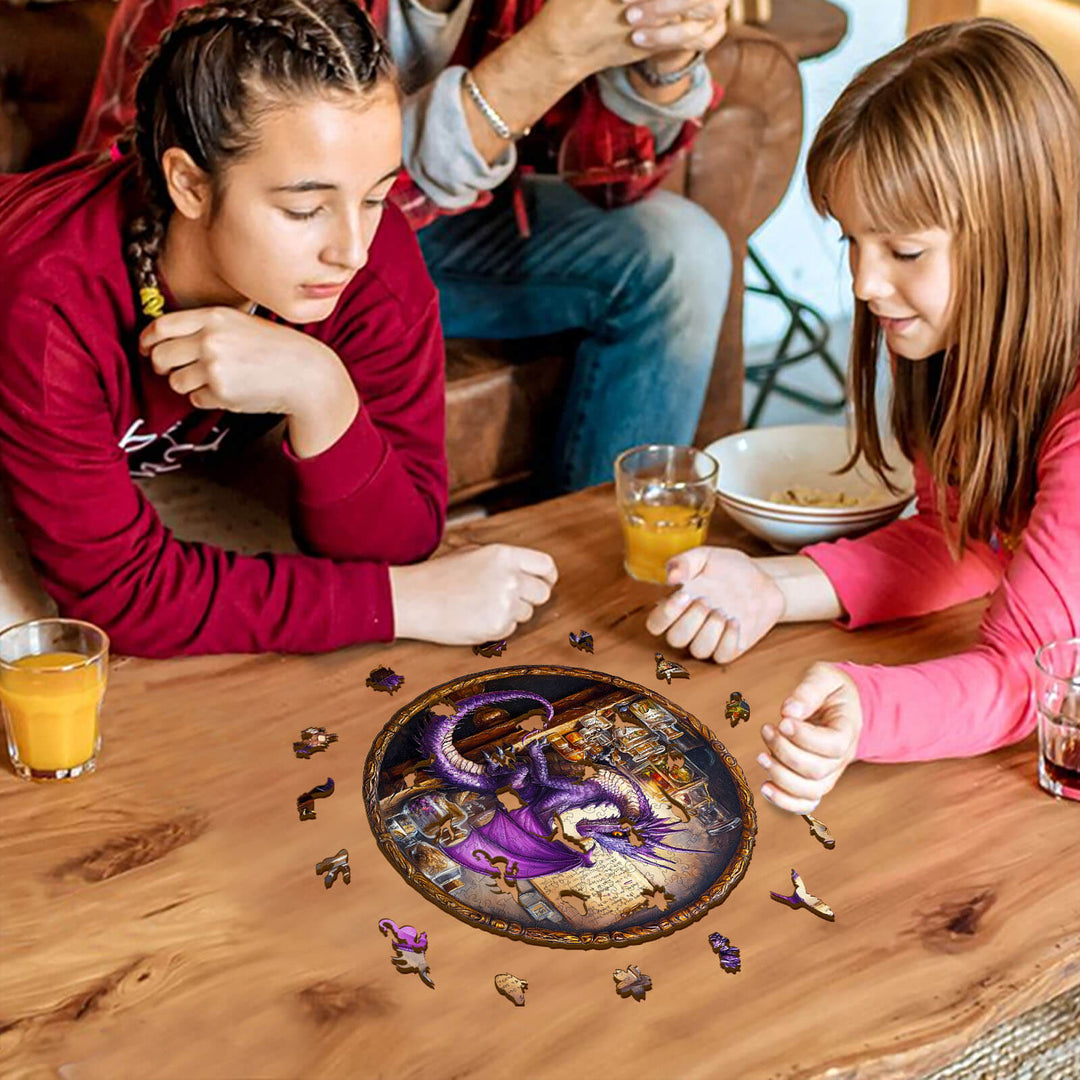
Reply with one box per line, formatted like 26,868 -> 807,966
417,691 -> 555,793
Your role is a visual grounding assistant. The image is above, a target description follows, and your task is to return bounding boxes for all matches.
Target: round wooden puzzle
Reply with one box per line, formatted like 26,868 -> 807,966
364,665 -> 757,948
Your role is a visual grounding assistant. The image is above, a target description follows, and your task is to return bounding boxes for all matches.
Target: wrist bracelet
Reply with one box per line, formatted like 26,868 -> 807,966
462,70 -> 530,141
632,50 -> 706,87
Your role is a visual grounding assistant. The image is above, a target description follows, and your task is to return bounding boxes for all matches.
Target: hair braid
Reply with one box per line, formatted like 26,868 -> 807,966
124,0 -> 392,319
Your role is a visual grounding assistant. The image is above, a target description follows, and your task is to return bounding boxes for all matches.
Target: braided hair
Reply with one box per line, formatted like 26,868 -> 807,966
126,0 -> 394,318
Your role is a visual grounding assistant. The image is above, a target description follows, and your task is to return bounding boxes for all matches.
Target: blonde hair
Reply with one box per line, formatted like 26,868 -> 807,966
807,18 -> 1080,557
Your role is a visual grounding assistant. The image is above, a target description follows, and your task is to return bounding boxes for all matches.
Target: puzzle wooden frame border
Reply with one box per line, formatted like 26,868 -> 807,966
363,663 -> 757,950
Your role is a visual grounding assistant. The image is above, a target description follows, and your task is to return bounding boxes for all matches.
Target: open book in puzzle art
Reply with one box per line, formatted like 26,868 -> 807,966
364,665 -> 756,948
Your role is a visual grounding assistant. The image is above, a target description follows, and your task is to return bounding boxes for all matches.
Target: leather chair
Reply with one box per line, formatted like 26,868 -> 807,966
0,2 -> 804,505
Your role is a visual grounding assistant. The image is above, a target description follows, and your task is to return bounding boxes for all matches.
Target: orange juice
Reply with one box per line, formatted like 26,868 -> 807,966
620,503 -> 709,584
0,652 -> 105,773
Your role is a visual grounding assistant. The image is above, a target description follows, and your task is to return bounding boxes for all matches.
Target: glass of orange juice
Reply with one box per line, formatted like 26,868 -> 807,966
0,618 -> 108,781
615,445 -> 718,584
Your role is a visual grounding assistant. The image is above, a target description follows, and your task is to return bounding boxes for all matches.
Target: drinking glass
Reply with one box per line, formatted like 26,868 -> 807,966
615,445 -> 718,585
1032,638 -> 1080,802
0,618 -> 108,781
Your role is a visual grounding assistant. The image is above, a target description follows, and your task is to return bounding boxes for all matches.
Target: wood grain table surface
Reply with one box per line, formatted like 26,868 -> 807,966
2,484 -> 1078,1080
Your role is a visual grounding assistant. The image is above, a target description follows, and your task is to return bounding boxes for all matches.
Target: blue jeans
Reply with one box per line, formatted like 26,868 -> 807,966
418,176 -> 733,492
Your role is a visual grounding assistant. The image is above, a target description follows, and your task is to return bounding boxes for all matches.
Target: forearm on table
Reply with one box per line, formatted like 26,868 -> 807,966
464,24 -> 587,166
755,555 -> 845,623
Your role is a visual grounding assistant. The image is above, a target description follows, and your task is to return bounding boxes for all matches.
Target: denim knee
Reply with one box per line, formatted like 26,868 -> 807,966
622,191 -> 732,332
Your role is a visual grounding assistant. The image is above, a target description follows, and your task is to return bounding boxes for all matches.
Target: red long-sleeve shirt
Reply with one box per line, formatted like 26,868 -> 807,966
0,155 -> 448,657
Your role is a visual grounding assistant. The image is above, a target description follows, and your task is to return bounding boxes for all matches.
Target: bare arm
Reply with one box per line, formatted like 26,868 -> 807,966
755,555 -> 845,623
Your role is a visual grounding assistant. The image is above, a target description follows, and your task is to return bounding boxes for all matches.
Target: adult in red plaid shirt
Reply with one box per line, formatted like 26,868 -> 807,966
79,0 -> 733,492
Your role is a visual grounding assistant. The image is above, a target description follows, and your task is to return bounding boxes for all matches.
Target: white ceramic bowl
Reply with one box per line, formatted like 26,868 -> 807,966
703,425 -> 915,553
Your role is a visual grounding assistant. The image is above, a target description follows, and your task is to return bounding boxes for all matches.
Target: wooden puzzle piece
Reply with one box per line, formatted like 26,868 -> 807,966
708,932 -> 741,973
297,777 -> 334,821
293,726 -> 338,759
613,965 -> 652,1002
569,629 -> 594,653
655,652 -> 690,684
473,639 -> 508,658
558,889 -> 590,916
366,665 -> 404,695
494,973 -> 528,1006
803,813 -> 836,849
725,691 -> 751,727
314,849 -> 350,889
770,869 -> 835,921
378,918 -> 433,989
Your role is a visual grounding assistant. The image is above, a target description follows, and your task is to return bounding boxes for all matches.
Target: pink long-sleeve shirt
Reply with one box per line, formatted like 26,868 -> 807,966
801,384 -> 1080,763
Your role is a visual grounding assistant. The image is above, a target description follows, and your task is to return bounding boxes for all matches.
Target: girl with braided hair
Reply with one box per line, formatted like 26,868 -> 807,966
0,0 -> 556,656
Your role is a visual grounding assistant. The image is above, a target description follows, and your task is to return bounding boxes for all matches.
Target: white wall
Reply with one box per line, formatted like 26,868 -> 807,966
745,0 -> 909,347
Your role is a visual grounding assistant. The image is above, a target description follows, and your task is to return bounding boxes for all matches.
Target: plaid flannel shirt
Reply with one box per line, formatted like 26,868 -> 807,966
78,0 -> 723,230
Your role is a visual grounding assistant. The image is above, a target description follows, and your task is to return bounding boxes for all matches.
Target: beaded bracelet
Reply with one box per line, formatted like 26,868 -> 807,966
462,71 -> 531,141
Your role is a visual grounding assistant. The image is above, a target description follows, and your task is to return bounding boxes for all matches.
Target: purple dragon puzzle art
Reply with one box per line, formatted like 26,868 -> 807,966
364,665 -> 757,948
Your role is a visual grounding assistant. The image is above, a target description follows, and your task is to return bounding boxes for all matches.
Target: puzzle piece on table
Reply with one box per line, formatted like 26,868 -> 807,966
655,652 -> 690,684
708,932 -> 742,974
378,918 -> 433,989
803,813 -> 836,849
293,726 -> 338,759
725,691 -> 751,727
613,965 -> 652,1002
315,848 -> 350,889
569,629 -> 594,653
494,973 -> 528,1007
473,639 -> 508,658
770,868 -> 835,921
366,665 -> 404,695
297,777 -> 335,821
558,889 -> 590,916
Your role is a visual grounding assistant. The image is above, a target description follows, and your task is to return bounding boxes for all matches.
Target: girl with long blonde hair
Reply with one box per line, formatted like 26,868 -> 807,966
647,18 -> 1080,812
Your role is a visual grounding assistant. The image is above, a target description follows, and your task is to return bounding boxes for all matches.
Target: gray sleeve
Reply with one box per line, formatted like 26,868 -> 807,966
402,65 -> 517,210
595,63 -> 713,155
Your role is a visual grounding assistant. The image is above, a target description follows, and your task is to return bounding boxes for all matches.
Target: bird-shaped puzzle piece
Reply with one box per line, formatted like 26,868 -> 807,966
655,652 -> 690,684
770,868 -> 835,921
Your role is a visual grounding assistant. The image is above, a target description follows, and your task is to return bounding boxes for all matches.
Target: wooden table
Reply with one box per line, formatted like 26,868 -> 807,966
2,486 -> 1078,1080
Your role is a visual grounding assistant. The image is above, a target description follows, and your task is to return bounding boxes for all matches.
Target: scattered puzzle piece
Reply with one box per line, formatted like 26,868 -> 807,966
803,813 -> 836,849
473,639 -> 508,658
569,629 -> 594,653
655,651 -> 690,684
558,889 -> 590,916
613,965 -> 652,1002
297,777 -> 335,821
378,919 -> 433,989
315,848 -> 350,889
725,691 -> 750,727
494,973 -> 528,1006
770,868 -> 835,921
366,665 -> 404,695
293,726 -> 338,759
708,932 -> 742,974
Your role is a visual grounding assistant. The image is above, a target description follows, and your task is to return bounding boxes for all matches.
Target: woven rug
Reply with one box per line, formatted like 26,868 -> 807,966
922,980 -> 1080,1079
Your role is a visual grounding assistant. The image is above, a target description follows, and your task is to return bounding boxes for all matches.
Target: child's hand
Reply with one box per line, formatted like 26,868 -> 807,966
644,546 -> 785,663
758,662 -> 863,814
390,543 -> 558,645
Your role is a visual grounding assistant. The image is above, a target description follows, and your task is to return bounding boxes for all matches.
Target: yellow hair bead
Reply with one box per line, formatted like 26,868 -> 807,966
139,286 -> 165,318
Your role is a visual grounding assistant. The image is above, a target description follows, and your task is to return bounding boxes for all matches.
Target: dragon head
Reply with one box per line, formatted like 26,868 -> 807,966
576,811 -> 703,869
